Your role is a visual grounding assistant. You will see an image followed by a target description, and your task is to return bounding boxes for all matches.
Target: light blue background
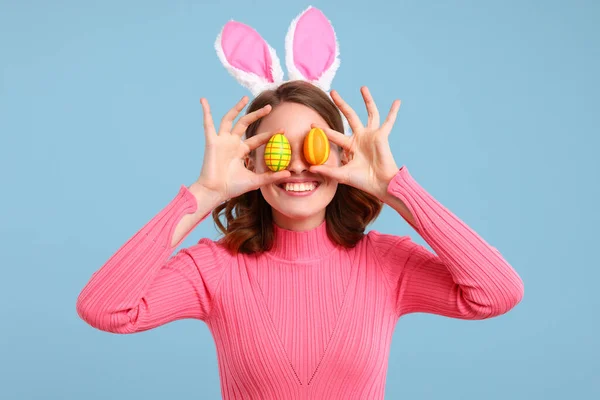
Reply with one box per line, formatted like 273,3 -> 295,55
1,0 -> 598,399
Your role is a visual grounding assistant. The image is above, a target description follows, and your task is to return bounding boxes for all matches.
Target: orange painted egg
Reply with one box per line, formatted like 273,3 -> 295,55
303,127 -> 330,165
264,133 -> 291,172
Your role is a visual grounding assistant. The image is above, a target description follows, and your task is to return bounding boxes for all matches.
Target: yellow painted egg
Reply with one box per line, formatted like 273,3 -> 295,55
303,127 -> 330,165
264,133 -> 291,172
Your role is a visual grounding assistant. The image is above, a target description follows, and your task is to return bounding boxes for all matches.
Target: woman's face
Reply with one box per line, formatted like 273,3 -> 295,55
249,102 -> 341,231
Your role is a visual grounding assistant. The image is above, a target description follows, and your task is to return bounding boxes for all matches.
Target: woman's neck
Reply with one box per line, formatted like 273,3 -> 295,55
271,209 -> 326,231
269,219 -> 338,261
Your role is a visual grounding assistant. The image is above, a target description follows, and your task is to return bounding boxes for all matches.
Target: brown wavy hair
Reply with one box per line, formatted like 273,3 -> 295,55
212,80 -> 383,254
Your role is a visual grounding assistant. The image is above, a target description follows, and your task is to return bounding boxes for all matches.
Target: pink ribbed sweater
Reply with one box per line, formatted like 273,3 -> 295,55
76,167 -> 524,399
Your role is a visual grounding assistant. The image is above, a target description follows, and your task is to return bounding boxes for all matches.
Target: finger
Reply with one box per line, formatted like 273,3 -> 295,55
381,99 -> 402,136
243,129 -> 284,153
254,169 -> 291,188
200,98 -> 217,140
311,123 -> 352,151
360,86 -> 380,128
330,90 -> 364,132
309,164 -> 350,185
231,104 -> 272,137
219,96 -> 249,134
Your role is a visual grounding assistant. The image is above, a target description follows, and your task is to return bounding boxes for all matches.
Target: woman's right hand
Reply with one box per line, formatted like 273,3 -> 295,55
193,96 -> 291,203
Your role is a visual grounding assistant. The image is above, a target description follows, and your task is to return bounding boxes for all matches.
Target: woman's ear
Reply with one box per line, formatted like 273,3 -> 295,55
339,146 -> 349,166
244,154 -> 255,171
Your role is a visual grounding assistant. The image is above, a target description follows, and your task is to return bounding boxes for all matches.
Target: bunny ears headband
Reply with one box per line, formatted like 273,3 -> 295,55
214,6 -> 340,97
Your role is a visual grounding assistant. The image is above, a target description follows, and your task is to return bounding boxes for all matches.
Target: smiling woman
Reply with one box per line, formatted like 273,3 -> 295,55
213,80 -> 384,252
76,6 -> 524,400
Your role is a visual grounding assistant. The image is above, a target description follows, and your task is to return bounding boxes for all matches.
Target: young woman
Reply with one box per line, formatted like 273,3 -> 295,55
76,81 -> 524,399
77,6 -> 524,399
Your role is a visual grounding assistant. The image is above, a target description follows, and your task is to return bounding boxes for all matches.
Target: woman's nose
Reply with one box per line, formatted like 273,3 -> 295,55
287,143 -> 309,173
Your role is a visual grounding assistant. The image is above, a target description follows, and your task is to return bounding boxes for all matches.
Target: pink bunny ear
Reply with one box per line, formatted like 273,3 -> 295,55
215,21 -> 284,96
285,6 -> 340,92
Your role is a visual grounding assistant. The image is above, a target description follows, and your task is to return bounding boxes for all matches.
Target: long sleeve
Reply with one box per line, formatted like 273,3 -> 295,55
371,167 -> 524,320
76,185 -> 229,333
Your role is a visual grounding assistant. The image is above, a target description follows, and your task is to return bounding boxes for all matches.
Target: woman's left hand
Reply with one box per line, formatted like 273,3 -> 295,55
309,86 -> 402,200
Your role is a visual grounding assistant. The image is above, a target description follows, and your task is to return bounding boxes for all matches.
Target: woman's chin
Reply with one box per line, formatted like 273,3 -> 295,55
274,208 -> 321,221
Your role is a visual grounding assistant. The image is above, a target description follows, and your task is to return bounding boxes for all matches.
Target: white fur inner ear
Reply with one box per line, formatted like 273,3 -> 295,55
341,114 -> 351,136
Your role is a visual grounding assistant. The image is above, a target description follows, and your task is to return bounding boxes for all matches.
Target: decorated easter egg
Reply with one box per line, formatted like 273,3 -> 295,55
264,133 -> 291,172
303,127 -> 330,165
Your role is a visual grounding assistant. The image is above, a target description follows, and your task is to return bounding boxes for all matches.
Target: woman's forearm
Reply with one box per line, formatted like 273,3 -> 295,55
170,182 -> 223,248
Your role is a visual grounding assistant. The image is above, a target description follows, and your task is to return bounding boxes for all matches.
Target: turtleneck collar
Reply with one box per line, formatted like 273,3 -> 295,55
268,220 -> 339,261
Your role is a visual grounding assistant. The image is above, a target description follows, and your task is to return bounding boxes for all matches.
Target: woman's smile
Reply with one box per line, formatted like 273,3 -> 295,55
275,178 -> 322,197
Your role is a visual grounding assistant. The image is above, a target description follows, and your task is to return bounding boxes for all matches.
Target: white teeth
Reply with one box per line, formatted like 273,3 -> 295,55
284,182 -> 317,192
